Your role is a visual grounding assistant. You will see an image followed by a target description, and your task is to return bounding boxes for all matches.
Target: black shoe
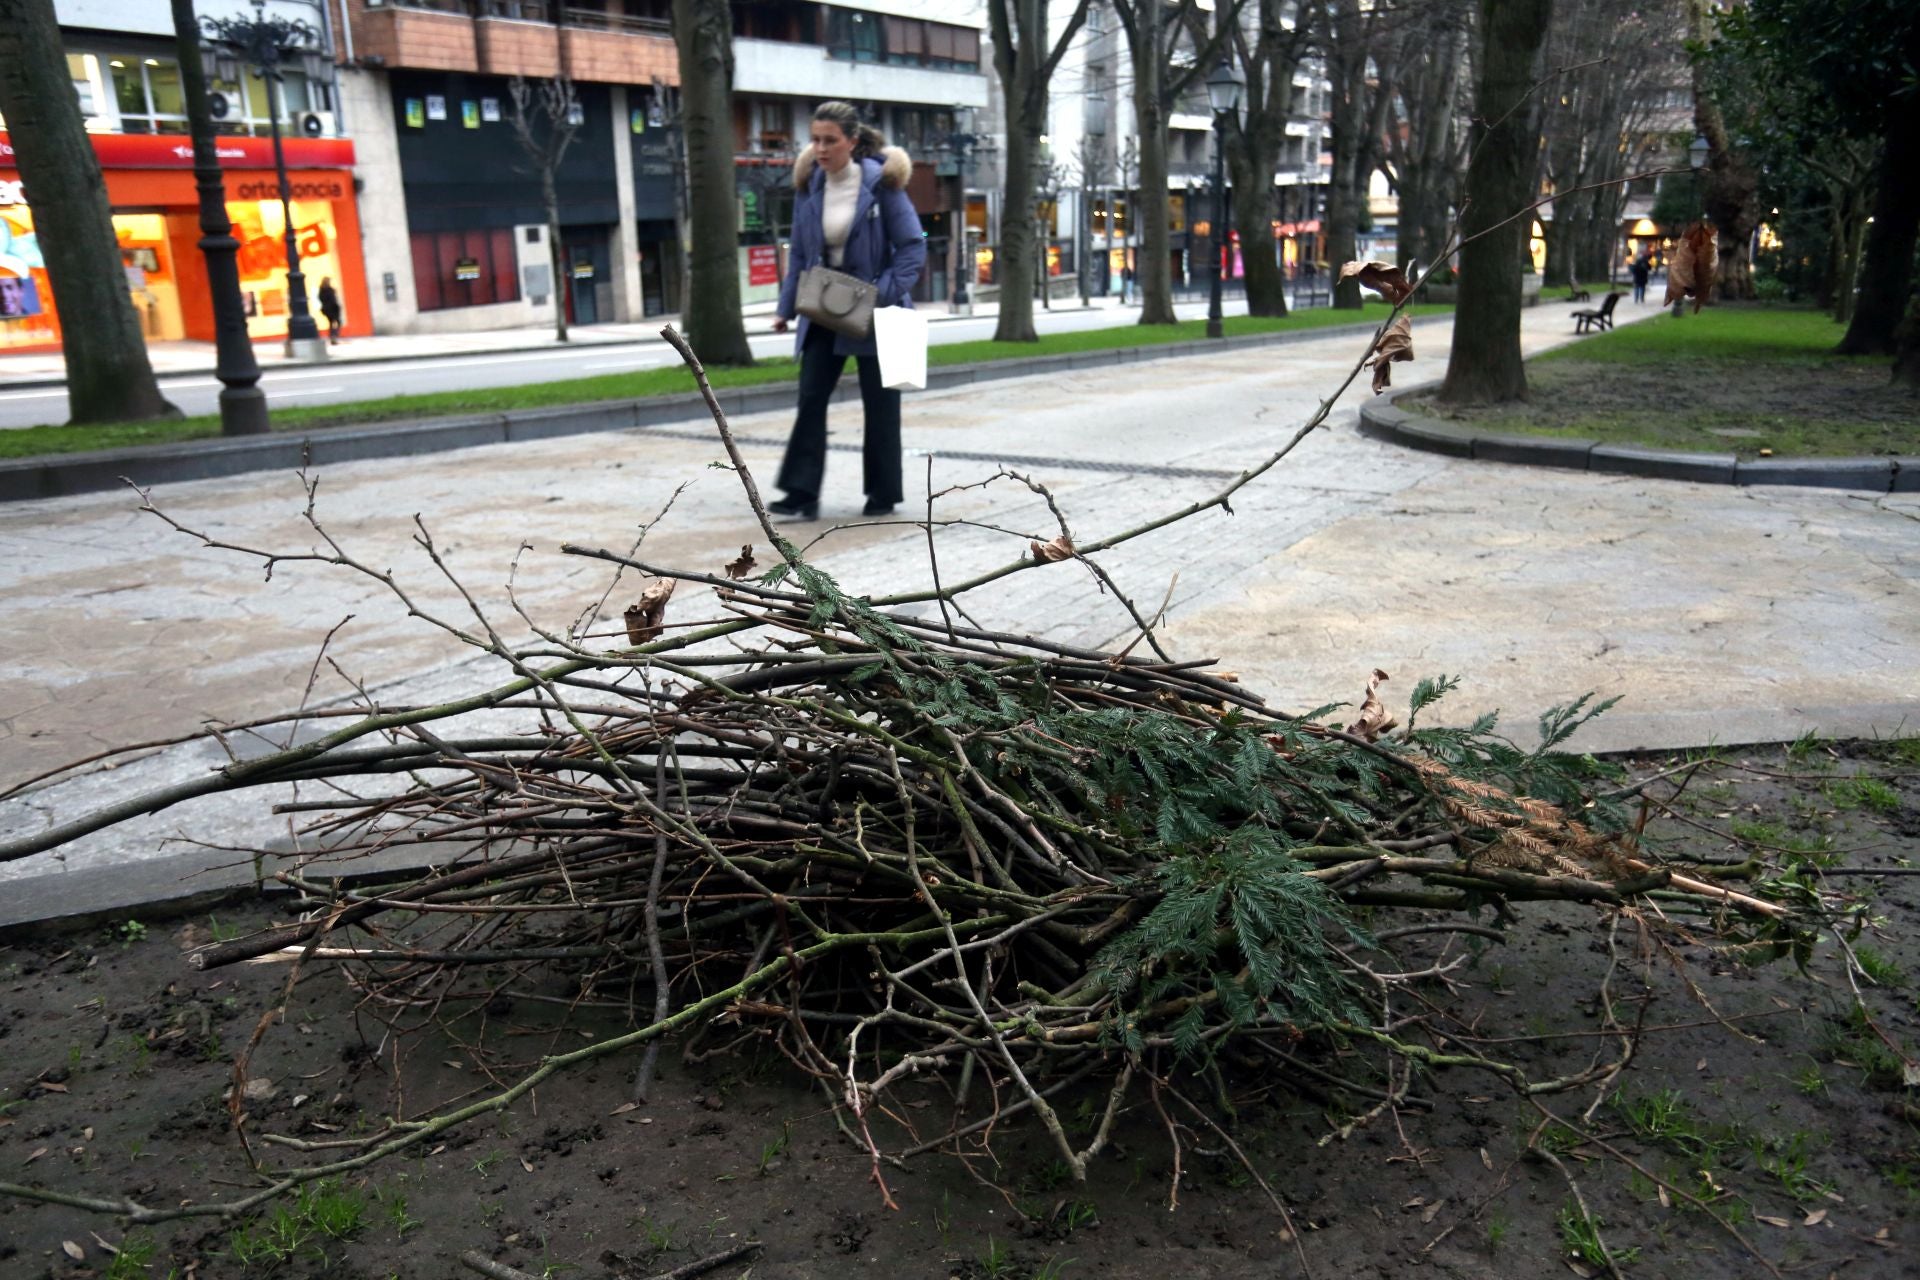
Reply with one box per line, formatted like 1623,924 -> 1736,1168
769,494 -> 818,521
862,499 -> 896,518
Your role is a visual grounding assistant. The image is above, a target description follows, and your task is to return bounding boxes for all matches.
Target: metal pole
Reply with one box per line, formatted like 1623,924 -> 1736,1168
171,0 -> 267,435
266,70 -> 326,359
1207,118 -> 1225,339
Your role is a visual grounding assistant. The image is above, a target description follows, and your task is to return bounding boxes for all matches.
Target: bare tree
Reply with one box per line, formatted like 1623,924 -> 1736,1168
670,0 -> 754,365
1438,0 -> 1555,405
508,75 -> 582,345
1322,0 -> 1397,308
987,0 -> 1096,343
1220,0 -> 1323,316
1381,0 -> 1473,279
0,0 -> 177,424
1535,0 -> 1684,290
1111,0 -> 1245,324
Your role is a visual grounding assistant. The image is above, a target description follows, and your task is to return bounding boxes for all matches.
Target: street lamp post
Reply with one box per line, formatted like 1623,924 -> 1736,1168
170,0 -> 267,434
202,0 -> 329,363
1204,58 -> 1245,340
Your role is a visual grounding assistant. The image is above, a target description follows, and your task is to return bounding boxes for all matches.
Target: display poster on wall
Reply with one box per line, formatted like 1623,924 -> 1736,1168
462,101 -> 480,129
404,98 -> 425,129
0,274 -> 42,319
453,257 -> 481,282
747,244 -> 779,287
425,95 -> 447,122
481,98 -> 501,123
630,108 -> 646,134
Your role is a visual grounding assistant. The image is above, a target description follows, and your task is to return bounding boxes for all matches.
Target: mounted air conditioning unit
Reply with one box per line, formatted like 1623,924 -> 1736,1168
299,111 -> 337,139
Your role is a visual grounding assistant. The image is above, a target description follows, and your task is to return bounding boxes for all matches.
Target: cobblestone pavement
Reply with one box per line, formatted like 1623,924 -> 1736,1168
4,298 -> 1916,888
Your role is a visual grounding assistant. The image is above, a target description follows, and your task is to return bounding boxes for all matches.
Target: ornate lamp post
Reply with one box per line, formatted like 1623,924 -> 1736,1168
1204,57 -> 1246,340
170,0 -> 267,433
201,0 -> 329,362
940,107 -> 995,315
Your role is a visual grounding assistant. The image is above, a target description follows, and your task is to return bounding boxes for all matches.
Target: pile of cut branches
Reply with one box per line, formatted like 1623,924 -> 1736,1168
0,325 -> 1801,1230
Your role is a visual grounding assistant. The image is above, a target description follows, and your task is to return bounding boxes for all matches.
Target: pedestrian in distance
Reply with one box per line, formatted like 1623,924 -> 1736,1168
769,101 -> 926,522
1629,250 -> 1651,305
316,276 -> 343,344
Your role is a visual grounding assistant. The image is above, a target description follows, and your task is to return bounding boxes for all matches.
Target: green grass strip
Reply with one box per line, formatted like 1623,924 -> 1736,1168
1,302 -> 1441,462
1533,304 -> 1879,366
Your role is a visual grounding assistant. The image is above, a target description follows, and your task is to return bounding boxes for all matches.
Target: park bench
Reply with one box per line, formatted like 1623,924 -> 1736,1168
1572,291 -> 1622,333
1566,286 -> 1592,302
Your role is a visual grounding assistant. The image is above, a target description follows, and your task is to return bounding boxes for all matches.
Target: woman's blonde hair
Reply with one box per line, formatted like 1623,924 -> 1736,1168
813,100 -> 886,162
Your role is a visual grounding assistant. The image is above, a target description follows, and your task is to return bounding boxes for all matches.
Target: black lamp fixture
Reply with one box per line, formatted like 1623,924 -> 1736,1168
1687,133 -> 1711,171
1204,58 -> 1245,339
200,0 -> 330,362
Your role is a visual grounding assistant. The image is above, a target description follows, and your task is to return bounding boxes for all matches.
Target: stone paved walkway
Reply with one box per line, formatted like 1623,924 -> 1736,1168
4,297 -> 1915,900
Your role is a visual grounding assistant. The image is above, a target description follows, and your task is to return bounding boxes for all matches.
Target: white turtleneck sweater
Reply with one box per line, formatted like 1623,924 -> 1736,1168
820,160 -> 863,268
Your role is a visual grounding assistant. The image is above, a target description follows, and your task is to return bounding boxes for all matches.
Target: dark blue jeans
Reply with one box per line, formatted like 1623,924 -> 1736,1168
775,322 -> 903,506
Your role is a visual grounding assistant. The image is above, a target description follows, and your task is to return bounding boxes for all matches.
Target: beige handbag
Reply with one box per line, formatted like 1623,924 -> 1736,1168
795,266 -> 877,340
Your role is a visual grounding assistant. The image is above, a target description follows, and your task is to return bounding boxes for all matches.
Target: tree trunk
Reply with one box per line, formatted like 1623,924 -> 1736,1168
1893,287 -> 1920,389
1438,0 -> 1554,406
547,187 -> 568,344
996,126 -> 1040,342
1230,145 -> 1286,316
1839,120 -> 1920,356
1686,0 -> 1757,301
670,0 -> 752,366
1124,8 -> 1180,326
0,0 -> 176,424
1324,0 -> 1383,309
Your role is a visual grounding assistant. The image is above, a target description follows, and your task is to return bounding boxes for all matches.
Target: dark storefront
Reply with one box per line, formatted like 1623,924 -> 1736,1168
630,112 -> 682,316
390,70 -> 620,319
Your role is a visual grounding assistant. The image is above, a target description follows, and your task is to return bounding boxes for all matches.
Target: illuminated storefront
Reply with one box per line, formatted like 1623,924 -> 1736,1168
0,132 -> 367,354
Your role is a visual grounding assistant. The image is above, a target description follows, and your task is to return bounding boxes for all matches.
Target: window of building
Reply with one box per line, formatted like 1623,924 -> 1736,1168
78,51 -> 323,138
823,9 -> 978,71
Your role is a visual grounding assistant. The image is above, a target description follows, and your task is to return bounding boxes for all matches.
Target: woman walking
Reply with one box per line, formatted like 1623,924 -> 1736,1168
316,276 -> 344,344
770,102 -> 926,520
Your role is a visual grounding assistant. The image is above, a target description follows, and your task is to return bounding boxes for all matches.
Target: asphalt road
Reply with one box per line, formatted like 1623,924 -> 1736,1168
0,296 -> 1255,430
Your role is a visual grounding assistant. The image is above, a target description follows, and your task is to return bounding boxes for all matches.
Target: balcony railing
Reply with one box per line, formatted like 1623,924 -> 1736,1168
478,0 -> 550,19
562,5 -> 669,34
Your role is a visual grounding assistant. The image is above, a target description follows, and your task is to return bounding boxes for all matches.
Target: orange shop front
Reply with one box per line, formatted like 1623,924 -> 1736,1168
0,132 -> 368,354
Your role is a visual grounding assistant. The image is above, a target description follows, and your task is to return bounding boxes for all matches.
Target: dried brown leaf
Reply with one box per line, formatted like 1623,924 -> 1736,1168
1803,1209 -> 1827,1227
1340,259 -> 1413,304
62,1241 -> 85,1262
623,578 -> 675,646
1030,534 -> 1075,563
1344,668 -> 1397,741
1366,313 -> 1415,394
1756,1214 -> 1792,1228
723,545 -> 757,580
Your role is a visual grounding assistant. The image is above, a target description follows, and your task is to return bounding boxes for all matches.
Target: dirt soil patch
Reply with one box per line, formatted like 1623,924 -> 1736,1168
3,740 -> 1918,1280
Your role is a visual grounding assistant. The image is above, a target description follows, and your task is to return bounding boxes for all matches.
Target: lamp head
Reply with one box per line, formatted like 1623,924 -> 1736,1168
1688,133 -> 1710,170
1206,59 -> 1245,115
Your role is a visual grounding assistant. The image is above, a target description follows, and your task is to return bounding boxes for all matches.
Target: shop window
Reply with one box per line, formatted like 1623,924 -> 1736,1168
412,228 -> 522,312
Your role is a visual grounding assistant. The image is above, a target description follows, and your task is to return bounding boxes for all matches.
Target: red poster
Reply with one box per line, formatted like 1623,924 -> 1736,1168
747,244 -> 779,287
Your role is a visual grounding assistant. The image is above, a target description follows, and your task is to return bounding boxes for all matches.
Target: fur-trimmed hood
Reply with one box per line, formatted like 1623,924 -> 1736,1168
793,144 -> 912,192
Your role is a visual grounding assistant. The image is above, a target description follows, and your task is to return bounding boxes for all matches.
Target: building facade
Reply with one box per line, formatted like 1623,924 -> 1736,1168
973,0 -> 1332,304
2,0 -> 371,354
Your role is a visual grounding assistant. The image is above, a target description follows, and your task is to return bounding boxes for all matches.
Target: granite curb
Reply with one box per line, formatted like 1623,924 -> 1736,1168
1358,382 -> 1910,492
0,316 -> 1418,504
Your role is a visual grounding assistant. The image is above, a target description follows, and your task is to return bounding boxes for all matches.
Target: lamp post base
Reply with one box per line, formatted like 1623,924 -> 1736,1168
217,385 -> 270,436
284,335 -> 331,363
1206,317 -> 1224,340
